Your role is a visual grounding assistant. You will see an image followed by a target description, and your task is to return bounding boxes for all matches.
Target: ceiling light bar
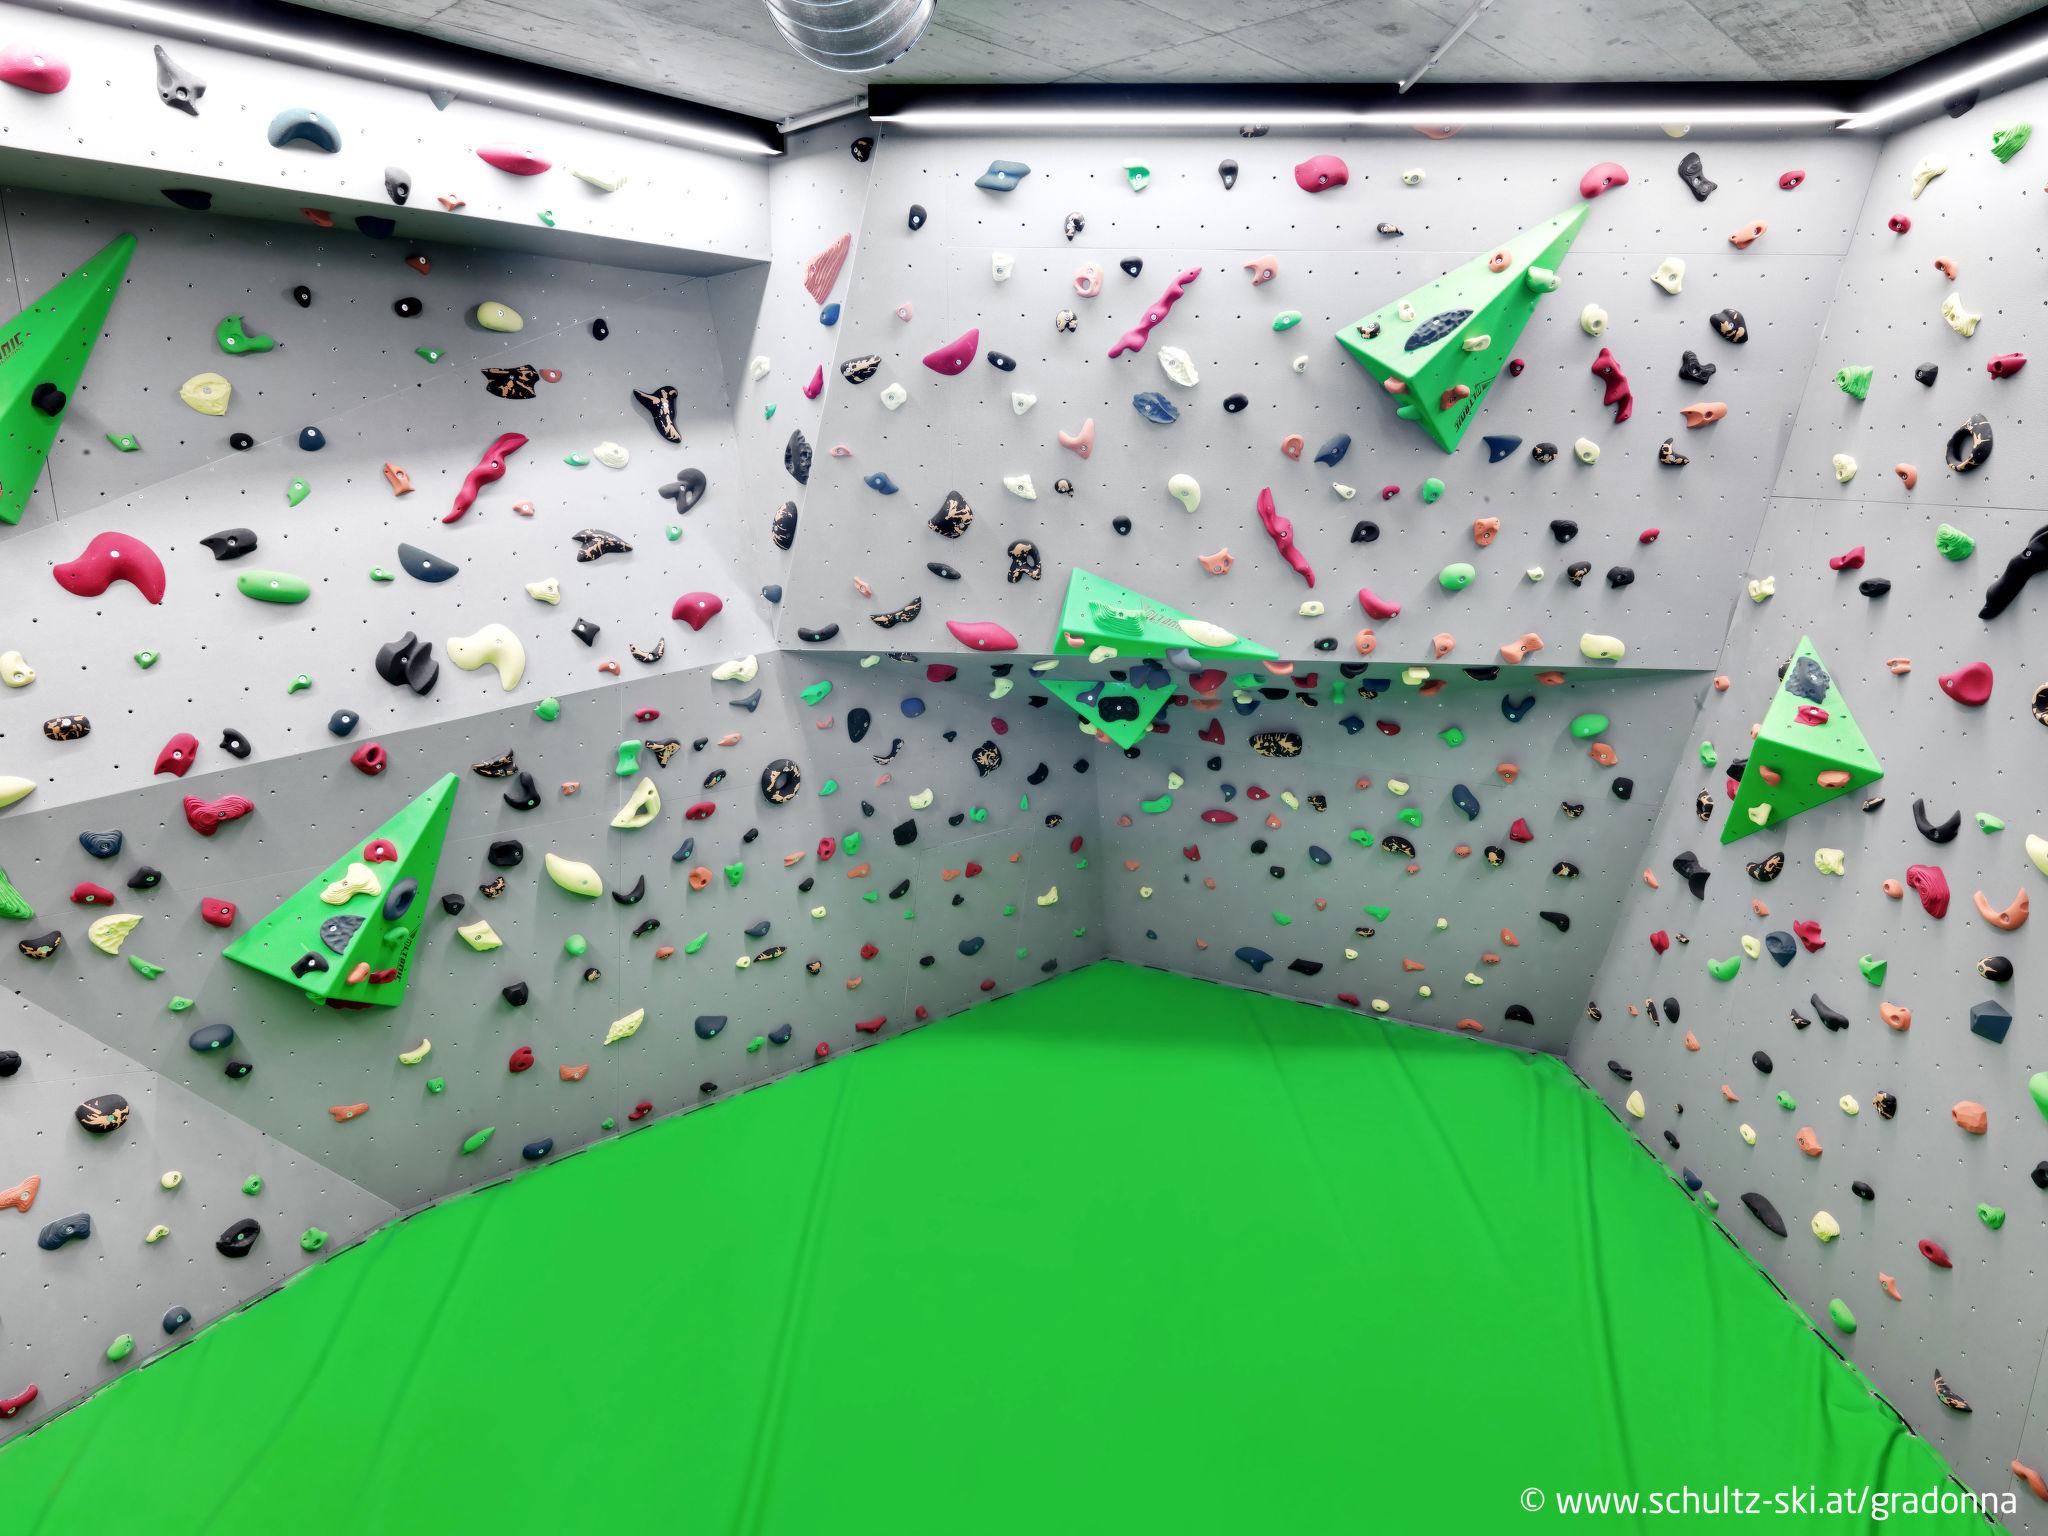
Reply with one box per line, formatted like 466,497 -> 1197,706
871,103 -> 1846,131
1837,31 -> 2048,130
19,0 -> 780,156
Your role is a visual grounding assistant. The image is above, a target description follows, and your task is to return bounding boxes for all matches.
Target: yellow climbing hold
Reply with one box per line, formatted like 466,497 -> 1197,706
86,913 -> 141,954
1812,1210 -> 1841,1242
457,918 -> 502,951
447,623 -> 526,690
179,371 -> 232,415
320,861 -> 382,904
1624,1090 -> 1646,1118
0,777 -> 36,811
604,1008 -> 644,1045
610,777 -> 661,830
1035,886 -> 1060,907
544,851 -> 604,898
476,301 -> 524,332
398,1038 -> 432,1065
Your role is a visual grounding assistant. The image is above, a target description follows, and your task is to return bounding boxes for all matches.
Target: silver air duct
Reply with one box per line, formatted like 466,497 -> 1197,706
761,0 -> 936,73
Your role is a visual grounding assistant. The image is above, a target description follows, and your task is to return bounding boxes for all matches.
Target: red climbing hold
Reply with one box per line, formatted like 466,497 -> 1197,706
802,364 -> 824,400
1792,919 -> 1825,952
1357,587 -> 1402,621
1379,484 -> 1400,501
70,882 -> 115,906
1938,660 -> 1993,706
1579,162 -> 1629,199
200,898 -> 236,928
1828,546 -> 1866,571
1919,1238 -> 1953,1268
183,793 -> 254,836
1906,864 -> 1951,919
1778,169 -> 1806,190
671,591 -> 725,630
1988,352 -> 2028,379
1293,154 -> 1348,193
1106,267 -> 1202,360
0,1383 -> 39,1419
153,732 -> 199,777
859,942 -> 879,960
508,1045 -> 535,1072
1200,809 -> 1238,824
1508,817 -> 1534,842
1255,487 -> 1314,588
443,432 -> 527,523
350,742 -> 387,776
817,836 -> 837,861
1199,719 -> 1226,744
921,327 -> 979,376
854,1015 -> 886,1033
477,146 -> 551,175
628,1100 -> 654,1121
1649,930 -> 1670,954
1588,346 -> 1632,423
945,619 -> 1018,651
53,531 -> 167,605
363,838 -> 398,863
684,802 -> 716,820
1888,214 -> 1911,233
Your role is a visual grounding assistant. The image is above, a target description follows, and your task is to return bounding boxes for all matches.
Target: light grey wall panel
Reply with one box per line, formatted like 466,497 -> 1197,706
774,127 -> 1878,665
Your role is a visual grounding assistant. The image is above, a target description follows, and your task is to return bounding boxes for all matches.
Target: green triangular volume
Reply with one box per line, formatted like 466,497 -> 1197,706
1335,204 -> 1588,453
0,234 -> 137,526
1719,637 -> 1884,844
1055,569 -> 1276,663
1041,675 -> 1175,749
224,773 -> 458,1006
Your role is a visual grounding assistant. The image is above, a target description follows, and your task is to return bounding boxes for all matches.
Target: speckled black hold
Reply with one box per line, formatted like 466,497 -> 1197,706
1710,307 -> 1748,344
75,1092 -> 130,1133
784,429 -> 812,485
1531,441 -> 1558,463
1566,562 -> 1592,586
760,758 -> 802,803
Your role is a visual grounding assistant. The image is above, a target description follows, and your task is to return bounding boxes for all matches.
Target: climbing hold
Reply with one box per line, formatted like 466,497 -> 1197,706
1580,162 -> 1628,199
1677,152 -> 1716,201
1293,155 -> 1347,192
267,107 -> 341,152
1946,412 -> 1994,472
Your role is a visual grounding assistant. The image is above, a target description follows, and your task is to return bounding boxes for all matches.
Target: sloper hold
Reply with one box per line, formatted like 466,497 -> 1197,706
224,774 -> 457,1007
1335,203 -> 1589,453
1040,675 -> 1174,750
0,234 -> 136,526
1720,636 -> 1883,845
1055,569 -> 1276,663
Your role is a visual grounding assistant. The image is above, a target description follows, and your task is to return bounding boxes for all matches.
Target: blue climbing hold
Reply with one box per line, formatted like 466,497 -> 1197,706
863,472 -> 900,494
38,1212 -> 91,1250
1235,946 -> 1274,973
79,829 -> 123,859
1314,433 -> 1352,466
694,1014 -> 728,1040
901,698 -> 926,718
1484,435 -> 1523,463
1307,845 -> 1332,865
762,584 -> 783,604
522,1138 -> 554,1161
1132,391 -> 1180,425
1501,694 -> 1536,723
1452,784 -> 1481,820
267,107 -> 342,153
974,159 -> 1031,191
959,936 -> 986,955
821,302 -> 841,326
298,425 -> 326,451
1765,931 -> 1796,966
1339,715 -> 1365,735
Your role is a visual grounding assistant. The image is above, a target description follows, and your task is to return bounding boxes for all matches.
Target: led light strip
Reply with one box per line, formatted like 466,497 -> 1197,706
871,104 -> 1848,131
19,0 -> 779,157
1838,32 -> 2048,130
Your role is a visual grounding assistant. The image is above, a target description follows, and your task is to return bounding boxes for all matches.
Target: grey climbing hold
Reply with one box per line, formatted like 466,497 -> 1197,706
1677,151 -> 1717,201
154,45 -> 204,115
267,108 -> 342,153
975,160 -> 1030,192
660,467 -> 708,513
384,166 -> 411,204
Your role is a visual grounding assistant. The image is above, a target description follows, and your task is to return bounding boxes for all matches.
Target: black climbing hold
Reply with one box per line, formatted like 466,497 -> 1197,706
1851,1180 -> 1875,1201
1112,517 -> 1132,536
1120,258 -> 1143,278
987,351 -> 1017,372
521,1138 -> 554,1162
290,952 -> 329,978
127,866 -> 162,890
441,895 -> 466,916
1549,520 -> 1578,544
1859,577 -> 1891,598
661,468 -> 709,514
1501,694 -> 1535,724
200,527 -> 257,561
1752,1050 -> 1773,1074
570,618 -> 600,647
1504,1004 -> 1534,1025
891,819 -> 918,847
851,136 -> 873,161
75,1092 -> 130,1133
2035,1162 -> 2048,1190
847,708 -> 870,743
612,875 -> 646,906
488,839 -> 524,868
1913,798 -> 1961,843
1676,349 -> 1716,385
393,295 -> 422,318
1606,566 -> 1635,590
694,1014 -> 727,1040
1350,520 -> 1380,544
591,317 -> 609,340
188,1022 -> 234,1052
78,829 -> 123,859
162,187 -> 213,211
1451,784 -> 1481,820
1671,852 -> 1709,898
907,203 -> 926,231
1539,911 -> 1570,933
501,980 -> 530,1007
1530,441 -> 1558,464
38,1213 -> 91,1251
397,542 -> 457,583
1979,522 -> 2048,620
1223,393 -> 1248,413
798,625 -> 840,643
1812,994 -> 1850,1032
229,431 -> 255,451
1676,150 -> 1717,201
163,1305 -> 193,1334
215,1218 -> 261,1257
784,429 -> 811,485
1741,1192 -> 1787,1238
504,772 -> 541,811
1914,363 -> 1938,386
1608,1061 -> 1633,1082
1612,778 -> 1633,800
1218,158 -> 1237,189
928,562 -> 960,580
356,215 -> 396,239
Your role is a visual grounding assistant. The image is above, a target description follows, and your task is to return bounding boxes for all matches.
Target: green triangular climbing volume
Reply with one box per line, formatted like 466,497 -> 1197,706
224,773 -> 458,1007
0,233 -> 137,526
1335,204 -> 1588,453
1041,675 -> 1176,750
1719,637 -> 1883,845
1055,570 -> 1277,663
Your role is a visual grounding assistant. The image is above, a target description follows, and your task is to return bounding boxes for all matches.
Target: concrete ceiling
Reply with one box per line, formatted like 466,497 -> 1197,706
292,0 -> 2044,123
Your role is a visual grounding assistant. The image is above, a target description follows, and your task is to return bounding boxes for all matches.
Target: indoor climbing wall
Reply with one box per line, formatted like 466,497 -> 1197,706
1569,79 -> 2048,1527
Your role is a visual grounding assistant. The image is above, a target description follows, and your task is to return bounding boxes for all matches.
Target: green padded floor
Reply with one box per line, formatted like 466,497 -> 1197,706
3,963 -> 1982,1533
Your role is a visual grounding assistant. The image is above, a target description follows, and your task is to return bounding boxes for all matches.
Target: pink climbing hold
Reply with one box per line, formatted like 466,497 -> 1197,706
1589,347 -> 1632,424
183,794 -> 254,837
1357,586 -> 1402,621
53,531 -> 167,605
946,619 -> 1019,652
1988,352 -> 2028,378
1058,419 -> 1096,459
443,432 -> 527,524
1906,864 -> 1951,919
1379,485 -> 1400,501
0,45 -> 69,93
476,146 -> 551,176
921,327 -> 979,376
1579,162 -> 1629,199
804,233 -> 852,305
1293,155 -> 1348,193
1829,546 -> 1866,570
670,592 -> 724,631
1888,214 -> 1911,233
1106,267 -> 1200,360
1779,170 -> 1806,190
153,733 -> 199,778
1255,487 -> 1314,588
1939,660 -> 1994,706
802,365 -> 824,400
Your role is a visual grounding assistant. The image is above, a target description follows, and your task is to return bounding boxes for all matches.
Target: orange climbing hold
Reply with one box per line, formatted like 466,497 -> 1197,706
1721,1085 -> 1739,1102
0,1174 -> 40,1213
2014,1461 -> 2048,1502
329,1103 -> 370,1122
1683,1031 -> 1700,1051
1588,743 -> 1618,766
1455,1018 -> 1483,1033
559,1063 -> 589,1081
1879,1273 -> 1902,1301
1354,628 -> 1377,655
1498,632 -> 1542,663
1934,256 -> 1957,279
383,462 -> 414,495
1680,401 -> 1727,427
1952,1100 -> 1989,1134
1496,763 -> 1519,783
1431,632 -> 1455,658
1472,517 -> 1500,547
1881,1002 -> 1912,1030
1500,928 -> 1520,947
1727,221 -> 1766,248
1795,1126 -> 1822,1157
1973,887 -> 2029,930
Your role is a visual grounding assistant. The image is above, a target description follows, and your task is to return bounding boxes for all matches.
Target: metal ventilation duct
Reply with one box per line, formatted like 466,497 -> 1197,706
761,0 -> 936,74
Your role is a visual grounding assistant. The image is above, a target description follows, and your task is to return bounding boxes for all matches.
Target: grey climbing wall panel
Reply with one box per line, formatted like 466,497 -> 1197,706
1570,79 -> 2048,1530
774,128 -> 1879,667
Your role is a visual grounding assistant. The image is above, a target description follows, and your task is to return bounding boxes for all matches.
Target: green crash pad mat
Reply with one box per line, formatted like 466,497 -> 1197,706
0,963 -> 1981,1533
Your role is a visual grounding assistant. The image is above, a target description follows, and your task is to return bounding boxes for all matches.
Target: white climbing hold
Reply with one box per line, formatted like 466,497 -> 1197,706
1036,886 -> 1060,906
880,382 -> 908,410
748,356 -> 770,380
1625,1089 -> 1645,1118
1168,473 -> 1200,512
712,655 -> 759,683
0,650 -> 33,687
1010,391 -> 1035,414
1400,166 -> 1425,186
1579,303 -> 1608,337
1831,452 -> 1858,482
1573,437 -> 1600,464
1087,646 -> 1118,664
1812,1210 -> 1841,1242
1178,619 -> 1240,650
398,1039 -> 432,1065
593,440 -> 629,468
991,252 -> 1014,282
1651,256 -> 1685,295
1158,346 -> 1199,386
1332,484 -> 1356,500
447,623 -> 527,689
179,372 -> 231,415
2028,833 -> 2048,877
1460,333 -> 1491,352
1291,355 -> 1309,372
1298,600 -> 1325,617
1003,473 -> 1037,499
525,577 -> 561,604
1396,301 -> 1415,321
569,166 -> 628,191
1739,1123 -> 1756,1145
1910,154 -> 1948,198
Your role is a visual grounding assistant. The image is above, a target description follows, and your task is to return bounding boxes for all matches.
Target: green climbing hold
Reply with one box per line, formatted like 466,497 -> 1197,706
615,740 -> 643,777
764,405 -> 776,420
801,680 -> 833,705
1720,637 -> 1884,844
970,806 -> 989,822
1858,954 -> 1887,986
1979,1203 -> 2007,1230
1336,203 -> 1589,453
1993,122 -> 2032,163
1935,523 -> 1976,560
1708,954 -> 1742,981
1569,713 -> 1609,740
107,1333 -> 135,1362
1421,478 -> 1446,504
564,452 -> 591,467
1272,912 -> 1292,927
1439,727 -> 1465,748
2030,1071 -> 2048,1121
224,774 -> 457,1008
0,867 -> 35,922
1833,365 -> 1873,400
1139,794 -> 1174,814
819,778 -> 838,796
537,210 -> 556,227
300,1227 -> 329,1251
105,431 -> 139,452
683,932 -> 708,955
1396,807 -> 1423,827
1700,1191 -> 1719,1211
427,1076 -> 445,1094
287,674 -> 313,693
1977,812 -> 2005,832
369,567 -> 394,582
133,650 -> 159,668
564,933 -> 588,957
535,697 -> 561,721
215,313 -> 276,354
1363,905 -> 1391,922
0,233 -> 135,526
461,1126 -> 494,1155
236,570 -> 311,604
128,955 -> 163,980
1272,310 -> 1303,331
747,1036 -> 765,1053
1775,1092 -> 1796,1111
416,346 -> 444,364
666,524 -> 682,541
1828,1298 -> 1857,1334
168,996 -> 194,1012
1349,828 -> 1373,847
722,862 -> 744,888
1437,562 -> 1473,591
600,1116 -> 617,1130
843,832 -> 862,856
242,1175 -> 262,1195
286,478 -> 310,506
1699,741 -> 1717,768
